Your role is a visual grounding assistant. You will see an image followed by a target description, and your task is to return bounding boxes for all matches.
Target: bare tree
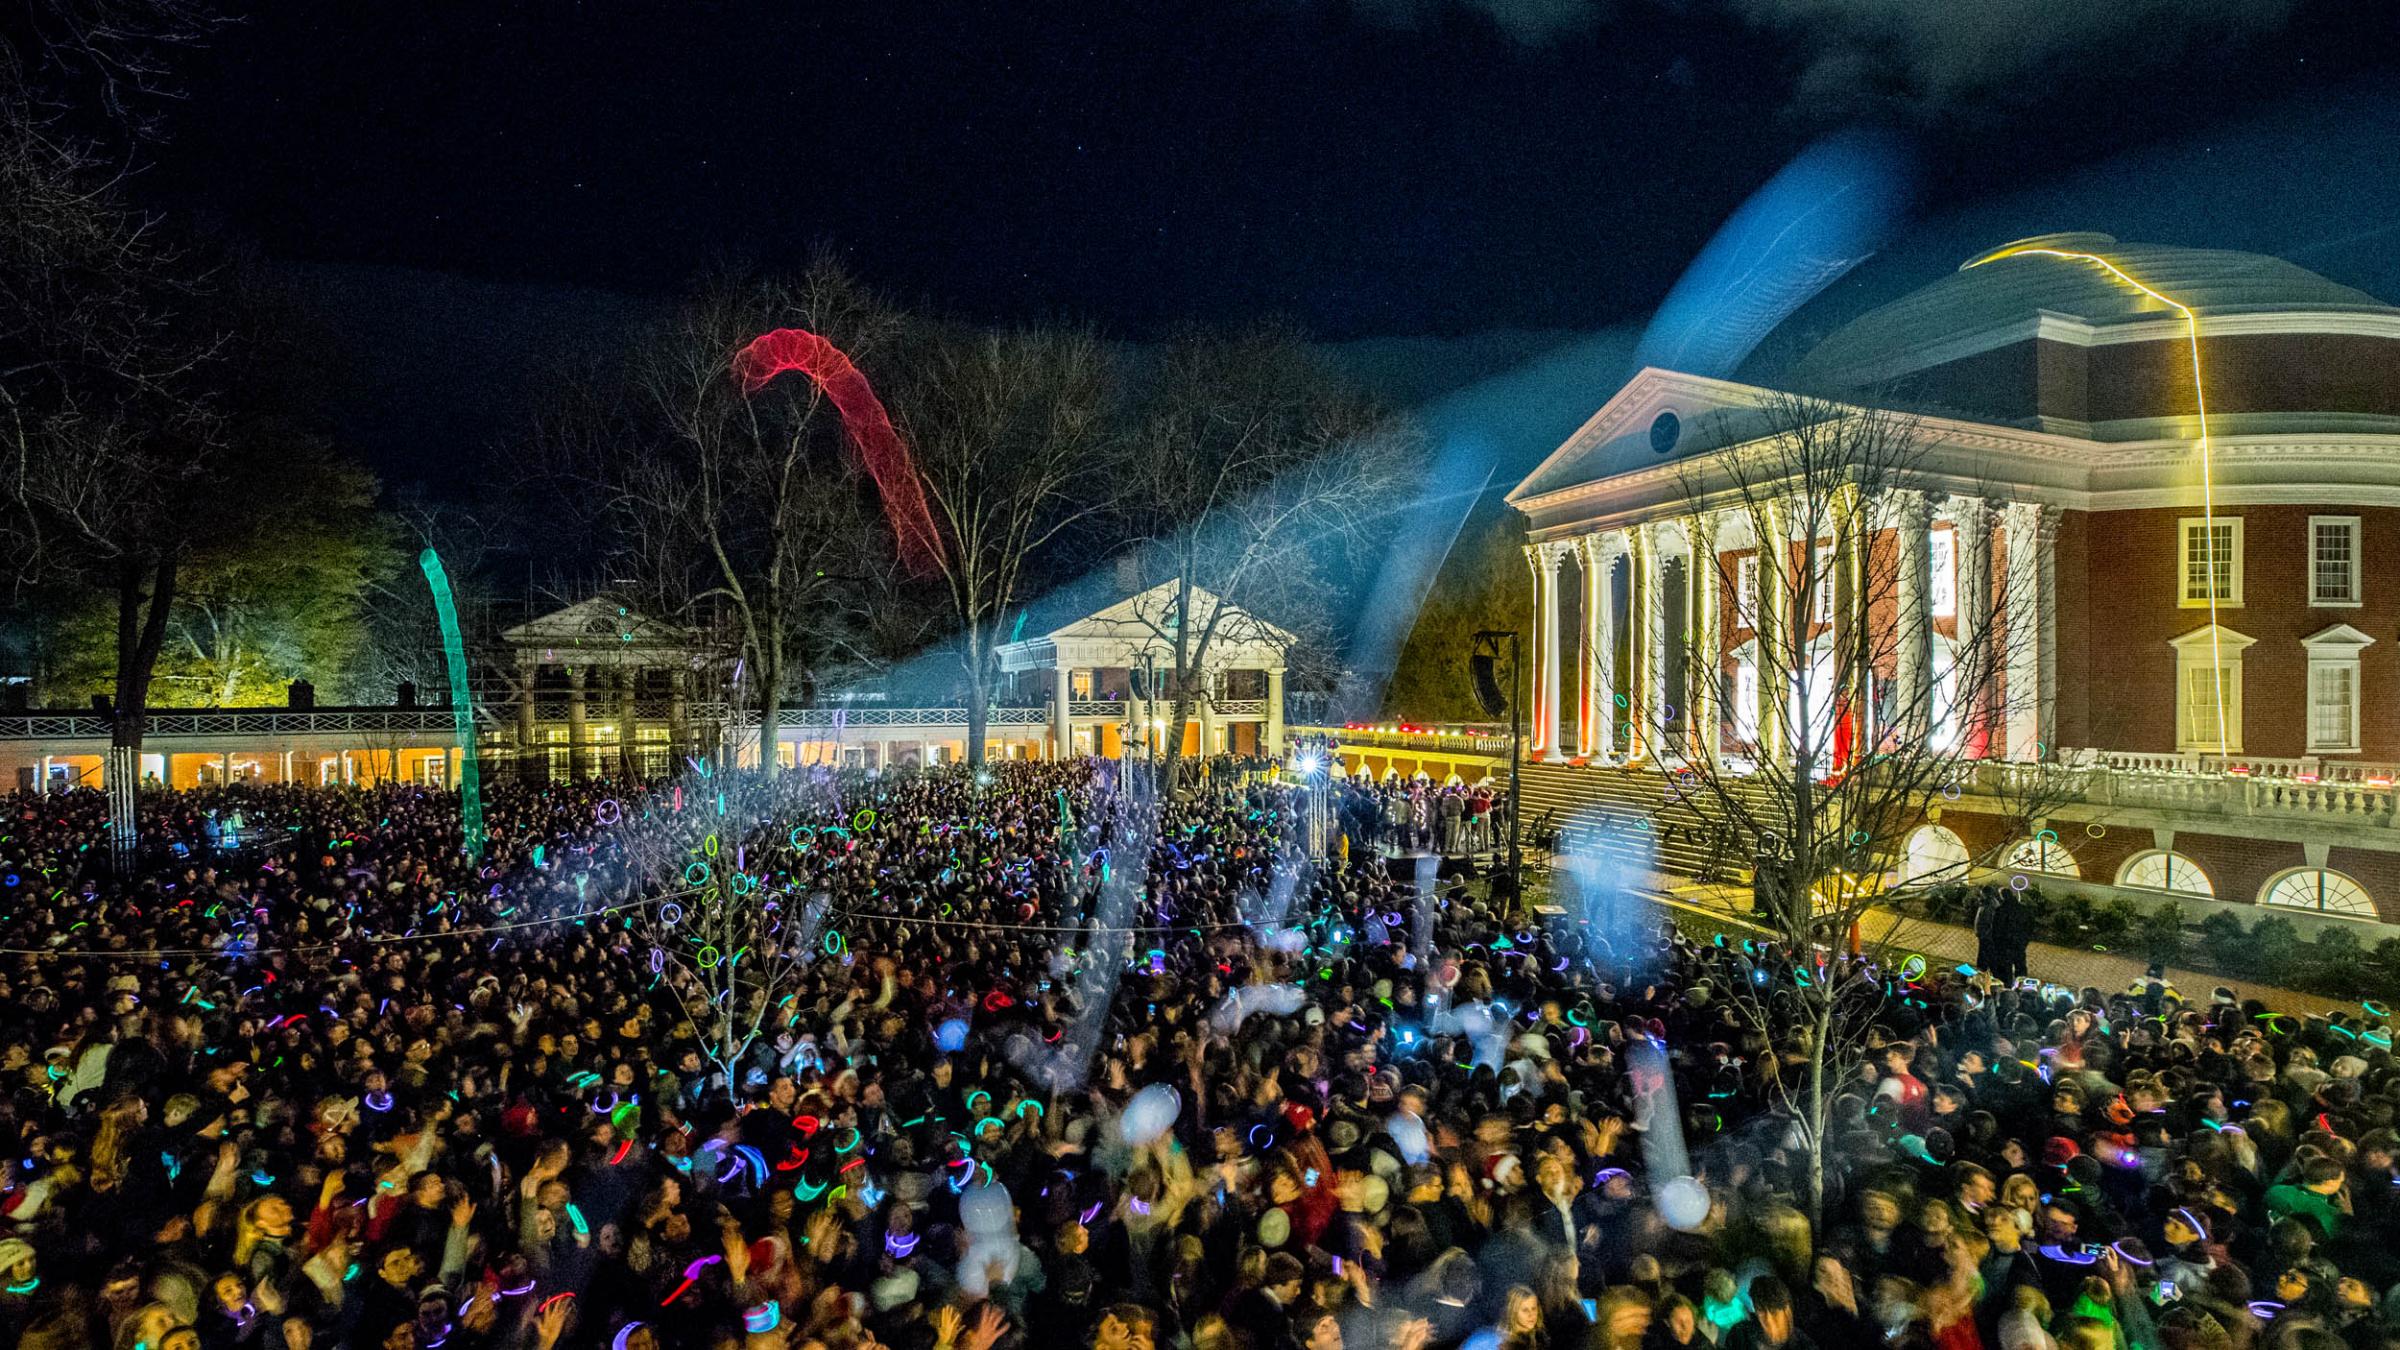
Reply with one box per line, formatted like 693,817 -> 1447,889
893,326 -> 1118,766
1120,326 -> 1413,792
619,775 -> 825,1089
1599,391 -> 2082,1226
528,263 -> 888,778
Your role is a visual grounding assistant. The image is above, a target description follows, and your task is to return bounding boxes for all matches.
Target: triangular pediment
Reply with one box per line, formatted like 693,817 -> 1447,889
1507,368 -> 1790,506
502,598 -> 698,650
2301,622 -> 2376,652
2166,623 -> 2256,654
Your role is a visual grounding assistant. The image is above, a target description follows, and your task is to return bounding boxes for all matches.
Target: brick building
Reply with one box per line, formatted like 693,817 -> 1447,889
1500,234 -> 2400,930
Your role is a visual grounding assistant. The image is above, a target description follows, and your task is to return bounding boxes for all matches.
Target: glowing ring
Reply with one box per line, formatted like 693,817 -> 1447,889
2008,874 -> 2030,892
2085,822 -> 2105,838
1848,830 -> 1871,847
697,945 -> 721,969
659,902 -> 684,927
650,949 -> 665,973
595,799 -> 622,825
683,862 -> 711,886
1614,694 -> 1629,708
2361,999 -> 2391,1018
1898,955 -> 1927,982
1382,912 -> 1405,927
852,809 -> 876,831
823,931 -> 847,956
730,872 -> 758,896
2036,828 -> 2058,844
789,826 -> 817,851
1941,783 -> 1961,801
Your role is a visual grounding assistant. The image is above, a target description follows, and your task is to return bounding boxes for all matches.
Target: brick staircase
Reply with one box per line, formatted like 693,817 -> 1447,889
1518,759 -> 1765,883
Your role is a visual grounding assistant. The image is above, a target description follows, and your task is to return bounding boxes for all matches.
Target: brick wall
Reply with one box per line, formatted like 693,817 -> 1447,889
2075,503 -> 2400,759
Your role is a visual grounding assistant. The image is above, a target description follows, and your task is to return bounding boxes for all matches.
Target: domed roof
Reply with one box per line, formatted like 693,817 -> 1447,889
1792,234 -> 2397,387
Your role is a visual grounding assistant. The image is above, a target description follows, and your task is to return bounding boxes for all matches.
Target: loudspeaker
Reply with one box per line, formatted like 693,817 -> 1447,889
1131,669 -> 1150,700
1470,653 -> 1508,717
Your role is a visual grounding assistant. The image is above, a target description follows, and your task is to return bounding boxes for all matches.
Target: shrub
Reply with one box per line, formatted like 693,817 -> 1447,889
2307,922 -> 2364,994
2247,916 -> 2304,985
2198,910 -> 2250,972
2134,903 -> 2186,966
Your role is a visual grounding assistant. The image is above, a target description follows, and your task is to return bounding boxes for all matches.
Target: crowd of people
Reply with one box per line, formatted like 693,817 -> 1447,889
0,758 -> 2394,1350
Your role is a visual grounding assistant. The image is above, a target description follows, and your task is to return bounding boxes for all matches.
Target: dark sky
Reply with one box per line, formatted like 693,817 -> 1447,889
144,1 -> 2400,487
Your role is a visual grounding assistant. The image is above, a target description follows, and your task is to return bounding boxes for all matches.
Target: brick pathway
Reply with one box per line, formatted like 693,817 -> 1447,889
1646,877 -> 2348,1017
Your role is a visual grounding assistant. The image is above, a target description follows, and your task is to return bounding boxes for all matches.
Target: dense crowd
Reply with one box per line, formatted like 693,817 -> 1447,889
0,759 -> 2396,1350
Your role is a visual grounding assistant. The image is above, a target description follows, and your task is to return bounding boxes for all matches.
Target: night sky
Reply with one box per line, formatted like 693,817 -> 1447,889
144,1 -> 2400,490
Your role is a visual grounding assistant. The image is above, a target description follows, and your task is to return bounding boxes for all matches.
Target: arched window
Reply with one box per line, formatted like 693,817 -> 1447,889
1901,824 -> 1967,885
2005,835 -> 2078,878
2116,850 -> 2214,898
2260,868 -> 2375,919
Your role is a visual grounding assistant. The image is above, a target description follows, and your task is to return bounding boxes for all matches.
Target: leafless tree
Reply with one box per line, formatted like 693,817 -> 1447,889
1120,326 -> 1414,792
893,325 -> 1118,766
527,262 -> 889,778
1603,391 -> 2083,1226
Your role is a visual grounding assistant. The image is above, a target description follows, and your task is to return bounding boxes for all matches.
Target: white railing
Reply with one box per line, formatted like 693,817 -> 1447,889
0,708 -> 469,739
1215,700 -> 1267,717
725,706 -> 1050,730
1952,746 -> 2400,828
1294,724 -> 1512,755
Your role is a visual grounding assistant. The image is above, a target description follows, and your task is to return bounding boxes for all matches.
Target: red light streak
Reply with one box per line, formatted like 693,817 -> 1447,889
733,329 -> 943,575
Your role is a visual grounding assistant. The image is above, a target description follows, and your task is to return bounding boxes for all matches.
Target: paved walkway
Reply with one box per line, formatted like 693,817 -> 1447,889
1641,875 -> 2347,1016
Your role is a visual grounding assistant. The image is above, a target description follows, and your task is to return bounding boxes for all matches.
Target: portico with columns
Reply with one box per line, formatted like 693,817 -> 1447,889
1505,370 -> 2065,778
993,579 -> 1295,762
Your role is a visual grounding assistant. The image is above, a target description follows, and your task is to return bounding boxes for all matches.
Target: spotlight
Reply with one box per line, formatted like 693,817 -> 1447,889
1293,753 -> 1321,775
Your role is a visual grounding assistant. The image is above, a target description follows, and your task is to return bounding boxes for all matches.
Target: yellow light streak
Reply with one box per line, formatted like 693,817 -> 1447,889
1961,245 -> 2226,757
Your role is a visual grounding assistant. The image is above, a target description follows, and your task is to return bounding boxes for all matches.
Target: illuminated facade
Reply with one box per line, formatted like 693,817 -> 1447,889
1503,234 -> 2400,927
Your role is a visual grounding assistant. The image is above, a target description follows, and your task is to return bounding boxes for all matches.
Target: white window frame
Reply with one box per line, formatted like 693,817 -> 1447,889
1735,554 -> 1759,632
1732,650 -> 1759,744
2260,867 -> 2376,920
2169,624 -> 2254,754
2115,849 -> 2214,898
2301,623 -> 2375,755
2309,515 -> 2362,608
2178,516 -> 2243,608
2005,835 -> 2078,878
1812,544 -> 1837,625
1928,528 -> 1957,619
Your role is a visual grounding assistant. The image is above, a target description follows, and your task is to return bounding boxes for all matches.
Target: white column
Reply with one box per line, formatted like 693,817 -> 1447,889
1754,499 -> 1787,771
1524,544 -> 1551,757
36,754 -> 51,795
1638,524 -> 1669,762
221,750 -> 234,784
1534,543 -> 1566,762
1895,491 -> 1934,742
2037,507 -> 2060,757
2002,501 -> 2046,760
1052,663 -> 1073,760
1265,667 -> 1286,756
280,750 -> 293,784
1692,514 -> 1722,769
1576,536 -> 1607,758
438,749 -> 452,788
1953,498 -> 1995,757
1127,670 -> 1147,759
1197,672 -> 1217,757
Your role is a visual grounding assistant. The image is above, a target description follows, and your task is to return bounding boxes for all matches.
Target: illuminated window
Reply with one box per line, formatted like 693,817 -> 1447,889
2005,835 -> 2078,878
1929,529 -> 1956,618
1736,554 -> 1759,631
2310,516 -> 2361,606
1733,653 -> 1758,744
1930,642 -> 1960,751
1070,669 -> 1094,700
2302,624 -> 2373,754
1901,824 -> 1967,885
2261,867 -> 2374,919
2170,625 -> 2252,754
2116,850 -> 2213,898
2178,517 -> 2242,607
1812,544 -> 1837,625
